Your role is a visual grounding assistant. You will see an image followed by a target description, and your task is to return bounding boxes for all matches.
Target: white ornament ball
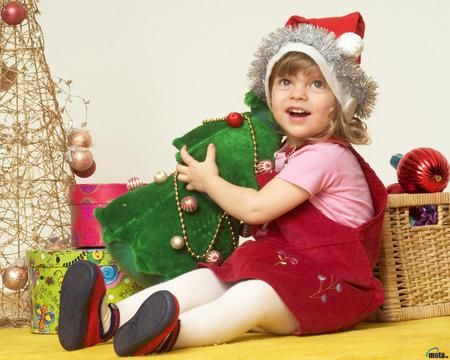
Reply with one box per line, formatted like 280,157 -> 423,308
154,171 -> 168,183
170,235 -> 185,250
336,32 -> 364,58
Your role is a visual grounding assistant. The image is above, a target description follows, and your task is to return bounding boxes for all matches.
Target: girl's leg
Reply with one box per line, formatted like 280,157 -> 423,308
174,279 -> 299,349
105,268 -> 231,328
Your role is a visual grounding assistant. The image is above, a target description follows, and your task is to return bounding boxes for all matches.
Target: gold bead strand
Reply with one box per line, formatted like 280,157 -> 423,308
242,114 -> 259,174
173,172 -> 230,260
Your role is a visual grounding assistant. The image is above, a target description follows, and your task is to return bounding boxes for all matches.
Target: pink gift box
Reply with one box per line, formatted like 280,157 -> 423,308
69,184 -> 128,248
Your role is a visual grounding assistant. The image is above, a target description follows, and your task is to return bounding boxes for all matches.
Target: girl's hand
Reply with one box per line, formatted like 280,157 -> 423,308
176,144 -> 219,192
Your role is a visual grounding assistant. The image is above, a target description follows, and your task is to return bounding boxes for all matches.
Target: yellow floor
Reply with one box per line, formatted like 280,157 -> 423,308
0,317 -> 449,360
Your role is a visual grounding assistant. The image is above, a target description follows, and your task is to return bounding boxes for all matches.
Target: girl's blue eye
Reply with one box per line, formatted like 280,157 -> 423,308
312,80 -> 323,88
280,79 -> 291,86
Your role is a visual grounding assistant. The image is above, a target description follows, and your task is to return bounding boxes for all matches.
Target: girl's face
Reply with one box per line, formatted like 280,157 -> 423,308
270,66 -> 337,146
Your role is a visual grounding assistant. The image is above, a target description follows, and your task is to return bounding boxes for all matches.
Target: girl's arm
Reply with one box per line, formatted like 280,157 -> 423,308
176,144 -> 310,224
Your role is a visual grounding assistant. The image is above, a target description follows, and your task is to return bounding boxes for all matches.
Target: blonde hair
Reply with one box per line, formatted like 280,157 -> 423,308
268,52 -> 371,145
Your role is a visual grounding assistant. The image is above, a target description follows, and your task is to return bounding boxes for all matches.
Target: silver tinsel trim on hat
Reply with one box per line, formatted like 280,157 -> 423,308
248,24 -> 378,119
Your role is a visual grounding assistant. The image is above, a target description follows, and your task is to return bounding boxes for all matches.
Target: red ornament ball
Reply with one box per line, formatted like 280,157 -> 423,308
73,160 -> 96,178
386,183 -> 404,194
226,112 -> 243,128
1,2 -> 27,26
181,196 -> 198,213
205,250 -> 222,265
397,147 -> 449,193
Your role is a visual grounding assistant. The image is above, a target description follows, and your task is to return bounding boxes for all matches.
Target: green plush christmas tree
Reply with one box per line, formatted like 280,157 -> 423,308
95,93 -> 281,287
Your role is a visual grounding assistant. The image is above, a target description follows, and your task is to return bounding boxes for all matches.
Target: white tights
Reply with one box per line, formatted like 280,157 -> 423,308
104,268 -> 299,348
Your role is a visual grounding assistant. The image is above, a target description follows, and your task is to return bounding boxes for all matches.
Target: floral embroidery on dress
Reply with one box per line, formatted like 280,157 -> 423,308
275,250 -> 299,266
310,273 -> 342,303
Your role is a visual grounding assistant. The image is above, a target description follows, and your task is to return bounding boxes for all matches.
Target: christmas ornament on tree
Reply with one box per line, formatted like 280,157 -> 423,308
205,250 -> 222,265
127,176 -> 144,191
2,265 -> 28,291
66,126 -> 96,178
170,235 -> 185,250
1,2 -> 27,26
72,160 -> 96,178
1,0 -> 75,325
393,148 -> 449,193
68,128 -> 93,148
153,171 -> 168,183
181,196 -> 198,213
226,112 -> 244,128
67,146 -> 94,171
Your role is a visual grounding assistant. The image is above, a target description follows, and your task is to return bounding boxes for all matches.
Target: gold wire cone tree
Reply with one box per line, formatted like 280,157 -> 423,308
0,0 -> 75,325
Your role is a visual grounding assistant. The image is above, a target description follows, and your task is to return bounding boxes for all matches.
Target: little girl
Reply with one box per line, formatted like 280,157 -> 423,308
58,12 -> 387,356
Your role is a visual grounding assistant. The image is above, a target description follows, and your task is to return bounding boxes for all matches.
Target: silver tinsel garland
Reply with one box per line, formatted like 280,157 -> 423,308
248,24 -> 378,119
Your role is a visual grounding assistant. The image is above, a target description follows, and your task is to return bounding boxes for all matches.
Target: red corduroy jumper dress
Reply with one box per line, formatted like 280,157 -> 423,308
198,141 -> 387,335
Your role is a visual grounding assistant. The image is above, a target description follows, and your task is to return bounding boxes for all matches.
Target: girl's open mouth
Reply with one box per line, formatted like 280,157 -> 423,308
287,108 -> 311,118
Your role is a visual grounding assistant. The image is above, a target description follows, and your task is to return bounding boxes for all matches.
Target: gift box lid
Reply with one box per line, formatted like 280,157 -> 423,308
27,249 -> 116,268
68,183 -> 128,205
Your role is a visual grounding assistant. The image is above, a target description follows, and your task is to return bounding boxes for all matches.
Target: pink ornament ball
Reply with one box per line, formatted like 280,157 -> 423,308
127,176 -> 144,191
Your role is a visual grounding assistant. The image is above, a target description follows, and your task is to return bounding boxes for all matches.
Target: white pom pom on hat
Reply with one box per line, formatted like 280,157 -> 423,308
336,32 -> 364,58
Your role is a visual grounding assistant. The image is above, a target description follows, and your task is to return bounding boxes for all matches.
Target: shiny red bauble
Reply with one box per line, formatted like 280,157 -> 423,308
397,147 -> 449,193
226,112 -> 243,128
386,183 -> 404,194
1,2 -> 27,26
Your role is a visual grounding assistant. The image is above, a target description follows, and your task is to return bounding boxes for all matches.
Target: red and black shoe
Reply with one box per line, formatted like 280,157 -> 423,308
113,290 -> 180,356
58,260 -> 120,351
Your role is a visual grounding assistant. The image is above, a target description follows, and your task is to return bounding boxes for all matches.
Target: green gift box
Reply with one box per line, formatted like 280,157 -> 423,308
27,248 -> 143,334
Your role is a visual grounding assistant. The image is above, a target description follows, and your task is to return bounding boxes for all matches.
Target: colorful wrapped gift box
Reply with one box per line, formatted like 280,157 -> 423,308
27,248 -> 142,334
69,184 -> 128,248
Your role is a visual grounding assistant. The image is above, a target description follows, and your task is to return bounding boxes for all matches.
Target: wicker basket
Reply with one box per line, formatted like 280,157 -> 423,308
367,192 -> 450,322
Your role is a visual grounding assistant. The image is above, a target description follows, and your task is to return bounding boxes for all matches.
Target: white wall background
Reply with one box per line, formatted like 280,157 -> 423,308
36,0 -> 450,188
